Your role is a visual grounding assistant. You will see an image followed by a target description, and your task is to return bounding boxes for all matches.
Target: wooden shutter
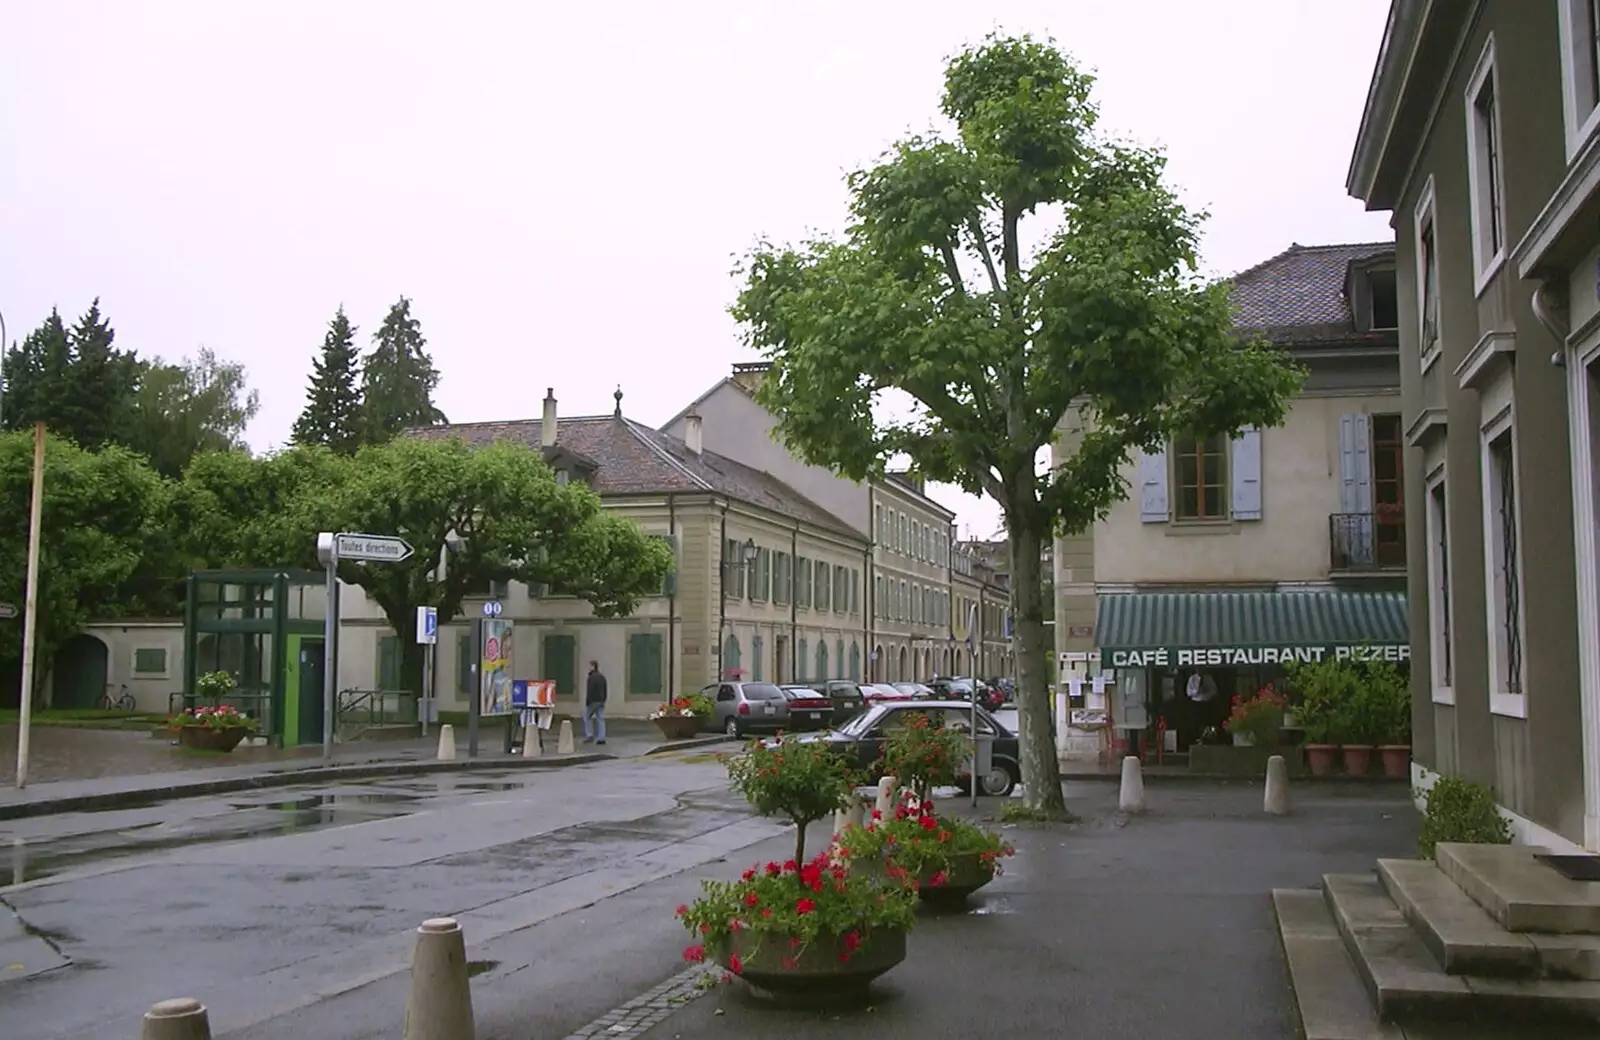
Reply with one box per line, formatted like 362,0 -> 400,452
1231,426 -> 1263,521
628,633 -> 663,696
1338,413 -> 1374,513
377,635 -> 400,690
1137,448 -> 1169,522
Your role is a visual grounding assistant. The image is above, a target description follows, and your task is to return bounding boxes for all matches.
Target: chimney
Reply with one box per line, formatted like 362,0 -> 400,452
684,407 -> 703,455
541,388 -> 557,448
730,361 -> 773,395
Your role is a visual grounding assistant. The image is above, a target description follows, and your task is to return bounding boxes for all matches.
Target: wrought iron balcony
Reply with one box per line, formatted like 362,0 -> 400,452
1329,509 -> 1407,571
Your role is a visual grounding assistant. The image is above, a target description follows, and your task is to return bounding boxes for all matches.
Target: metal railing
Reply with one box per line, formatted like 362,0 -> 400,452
1329,512 -> 1406,571
336,688 -> 418,730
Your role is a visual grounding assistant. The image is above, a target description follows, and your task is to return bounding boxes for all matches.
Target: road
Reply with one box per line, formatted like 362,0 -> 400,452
0,752 -> 786,1039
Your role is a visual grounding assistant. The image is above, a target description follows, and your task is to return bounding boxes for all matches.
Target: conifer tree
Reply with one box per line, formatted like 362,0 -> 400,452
360,296 -> 445,444
291,307 -> 364,454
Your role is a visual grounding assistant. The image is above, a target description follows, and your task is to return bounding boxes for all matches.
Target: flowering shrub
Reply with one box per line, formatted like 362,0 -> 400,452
649,694 -> 711,721
677,848 -> 919,971
835,792 -> 1014,883
726,733 -> 860,863
194,670 -> 237,700
167,704 -> 257,732
880,712 -> 971,800
1225,686 -> 1286,747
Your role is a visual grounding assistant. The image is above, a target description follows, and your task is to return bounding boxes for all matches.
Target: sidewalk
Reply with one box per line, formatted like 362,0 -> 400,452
0,718 -> 729,820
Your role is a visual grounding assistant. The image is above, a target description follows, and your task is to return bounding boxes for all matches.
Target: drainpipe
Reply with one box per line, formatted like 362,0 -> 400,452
790,522 -> 799,682
865,485 -> 876,682
668,494 -> 677,697
717,501 -> 729,682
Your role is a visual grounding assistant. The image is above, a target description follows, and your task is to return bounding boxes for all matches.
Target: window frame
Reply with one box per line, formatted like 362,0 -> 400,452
1424,468 -> 1455,705
1414,177 -> 1443,374
1170,433 -> 1230,522
1480,411 -> 1527,718
1558,0 -> 1600,158
132,646 -> 170,679
1464,38 -> 1507,295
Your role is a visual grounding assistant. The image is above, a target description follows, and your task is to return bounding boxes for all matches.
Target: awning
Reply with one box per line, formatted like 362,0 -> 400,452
1095,590 -> 1409,669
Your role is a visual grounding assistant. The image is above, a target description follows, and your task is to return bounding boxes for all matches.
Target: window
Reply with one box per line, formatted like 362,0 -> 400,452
773,552 -> 791,605
1415,179 -> 1441,368
797,557 -> 812,608
1369,268 -> 1399,330
464,577 -> 510,600
834,564 -> 848,611
723,539 -> 746,598
851,570 -> 860,614
1426,475 -> 1454,702
133,647 -> 169,677
1173,434 -> 1228,520
1560,0 -> 1600,151
1372,415 -> 1406,567
1465,41 -> 1505,285
815,563 -> 831,612
1484,426 -> 1525,712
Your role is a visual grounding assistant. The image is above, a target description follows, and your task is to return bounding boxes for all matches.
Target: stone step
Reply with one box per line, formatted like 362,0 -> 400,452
1436,842 -> 1600,935
1380,858 -> 1600,981
1272,888 -> 1405,1040
1323,872 -> 1600,1027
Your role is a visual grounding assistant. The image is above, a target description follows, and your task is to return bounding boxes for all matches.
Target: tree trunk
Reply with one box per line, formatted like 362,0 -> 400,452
1010,519 -> 1066,812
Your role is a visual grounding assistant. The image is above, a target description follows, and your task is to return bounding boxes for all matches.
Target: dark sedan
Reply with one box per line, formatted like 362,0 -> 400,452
773,699 -> 1021,797
778,685 -> 834,730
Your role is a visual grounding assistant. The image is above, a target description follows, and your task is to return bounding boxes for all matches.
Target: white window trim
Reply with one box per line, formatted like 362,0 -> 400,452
1480,408 -> 1528,718
1558,0 -> 1600,160
1424,467 -> 1454,705
1464,38 -> 1507,296
131,646 -> 171,680
1414,176 -> 1443,373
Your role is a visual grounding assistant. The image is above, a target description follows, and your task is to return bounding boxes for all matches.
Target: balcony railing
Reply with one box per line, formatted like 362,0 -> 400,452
1329,510 -> 1407,571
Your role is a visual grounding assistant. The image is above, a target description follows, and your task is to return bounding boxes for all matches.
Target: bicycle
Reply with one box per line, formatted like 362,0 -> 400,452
98,683 -> 136,711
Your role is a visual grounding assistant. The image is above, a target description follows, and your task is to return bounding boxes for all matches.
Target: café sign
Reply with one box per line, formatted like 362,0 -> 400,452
1107,644 -> 1411,669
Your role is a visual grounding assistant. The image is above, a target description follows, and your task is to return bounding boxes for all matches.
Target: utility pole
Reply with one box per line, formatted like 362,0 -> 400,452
15,422 -> 46,788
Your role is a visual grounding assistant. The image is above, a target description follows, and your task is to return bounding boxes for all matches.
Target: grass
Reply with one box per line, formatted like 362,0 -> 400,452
999,802 -> 1080,825
0,708 -> 167,730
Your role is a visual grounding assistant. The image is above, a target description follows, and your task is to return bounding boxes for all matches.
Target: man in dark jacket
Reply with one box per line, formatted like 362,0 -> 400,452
583,660 -> 607,745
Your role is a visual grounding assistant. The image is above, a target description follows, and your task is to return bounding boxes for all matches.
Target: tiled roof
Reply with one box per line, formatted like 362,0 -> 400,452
407,415 -> 859,538
1228,241 -> 1395,343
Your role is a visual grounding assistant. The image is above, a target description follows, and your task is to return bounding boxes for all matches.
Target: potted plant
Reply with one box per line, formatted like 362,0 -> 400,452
1224,687 -> 1285,748
836,792 -> 1014,904
1340,660 -> 1383,776
679,736 -> 918,993
169,672 -> 257,753
878,710 -> 967,802
1286,658 -> 1356,777
649,694 -> 711,740
1366,660 -> 1412,779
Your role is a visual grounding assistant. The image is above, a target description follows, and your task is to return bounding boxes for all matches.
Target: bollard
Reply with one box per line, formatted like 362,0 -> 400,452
435,724 -> 456,763
1118,755 -> 1146,814
521,726 -> 541,758
403,918 -> 475,1040
557,719 -> 575,755
1264,755 -> 1291,816
141,997 -> 212,1040
874,775 -> 898,815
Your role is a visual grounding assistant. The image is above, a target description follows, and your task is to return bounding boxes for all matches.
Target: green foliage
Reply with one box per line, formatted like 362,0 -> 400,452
3,302 -> 143,449
682,692 -> 714,719
1224,687 -> 1286,747
880,712 -> 970,800
128,348 -> 260,477
726,737 -> 859,863
729,34 -> 1300,814
360,297 -> 445,444
193,670 -> 237,699
292,307 -> 364,455
1285,657 -> 1360,745
835,793 -> 1013,882
1360,659 -> 1412,746
1418,776 -> 1512,859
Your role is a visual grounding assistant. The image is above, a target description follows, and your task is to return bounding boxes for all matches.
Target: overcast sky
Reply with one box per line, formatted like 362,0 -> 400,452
0,1 -> 1395,538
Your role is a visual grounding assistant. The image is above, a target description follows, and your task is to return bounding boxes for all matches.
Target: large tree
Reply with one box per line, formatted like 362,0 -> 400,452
731,36 -> 1301,812
2,310 -> 75,433
291,307 -> 364,454
129,348 -> 261,477
2,303 -> 142,448
361,297 -> 445,444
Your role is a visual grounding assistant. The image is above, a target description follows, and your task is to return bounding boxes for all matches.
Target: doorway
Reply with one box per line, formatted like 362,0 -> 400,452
292,637 -> 326,747
53,634 -> 109,709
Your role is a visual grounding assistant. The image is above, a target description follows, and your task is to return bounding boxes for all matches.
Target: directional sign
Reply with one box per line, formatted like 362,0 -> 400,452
482,600 -> 503,618
335,533 -> 414,563
0,603 -> 16,620
416,606 -> 438,645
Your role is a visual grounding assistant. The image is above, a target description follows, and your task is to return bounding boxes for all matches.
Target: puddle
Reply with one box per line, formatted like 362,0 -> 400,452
228,793 -> 417,811
466,959 -> 499,977
967,898 -> 1014,915
449,782 -> 523,793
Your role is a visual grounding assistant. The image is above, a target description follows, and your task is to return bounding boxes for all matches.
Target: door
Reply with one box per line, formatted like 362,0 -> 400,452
297,639 -> 326,747
52,634 -> 109,709
544,634 -> 577,697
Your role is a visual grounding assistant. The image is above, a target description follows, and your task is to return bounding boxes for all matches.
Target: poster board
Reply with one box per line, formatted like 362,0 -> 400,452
479,618 -> 515,716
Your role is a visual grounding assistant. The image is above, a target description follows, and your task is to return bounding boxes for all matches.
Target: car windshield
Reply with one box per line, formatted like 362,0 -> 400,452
836,708 -> 884,738
742,683 -> 785,700
781,687 -> 822,700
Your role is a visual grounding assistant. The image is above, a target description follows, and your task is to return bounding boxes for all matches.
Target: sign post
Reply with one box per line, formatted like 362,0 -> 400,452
416,606 -> 438,738
318,532 -> 415,760
966,602 -> 979,808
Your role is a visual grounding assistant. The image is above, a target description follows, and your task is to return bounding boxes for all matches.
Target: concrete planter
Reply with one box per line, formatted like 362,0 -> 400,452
1378,745 -> 1410,779
177,726 -> 247,753
918,851 -> 995,905
652,716 -> 701,741
716,926 -> 906,996
1188,743 -> 1305,777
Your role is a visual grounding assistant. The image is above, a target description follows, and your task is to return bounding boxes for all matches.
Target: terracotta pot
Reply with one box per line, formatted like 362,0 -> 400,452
1303,744 -> 1337,777
918,850 -> 996,904
714,926 -> 906,995
177,725 -> 247,753
653,715 -> 701,741
1378,745 -> 1411,780
1341,744 -> 1375,776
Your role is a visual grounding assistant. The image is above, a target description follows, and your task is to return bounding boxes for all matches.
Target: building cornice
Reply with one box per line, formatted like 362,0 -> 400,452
1454,330 -> 1517,391
1405,406 -> 1449,448
1349,0 -> 1430,203
1513,126 -> 1600,280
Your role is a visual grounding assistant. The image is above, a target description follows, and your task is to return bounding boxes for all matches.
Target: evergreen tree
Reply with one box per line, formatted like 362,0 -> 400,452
2,310 -> 73,432
291,307 -> 363,454
360,296 -> 445,443
63,299 -> 141,449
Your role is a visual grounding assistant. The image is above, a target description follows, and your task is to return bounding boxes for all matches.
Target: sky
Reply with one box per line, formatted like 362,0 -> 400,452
0,0 -> 1396,539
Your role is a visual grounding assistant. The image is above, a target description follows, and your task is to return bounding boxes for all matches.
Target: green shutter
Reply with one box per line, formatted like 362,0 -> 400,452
456,630 -> 475,694
628,633 -> 663,695
544,634 -> 577,696
378,635 -> 400,690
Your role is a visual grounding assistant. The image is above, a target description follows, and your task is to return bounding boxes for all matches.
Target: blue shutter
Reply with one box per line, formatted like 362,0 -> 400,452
1138,448 -> 1169,522
1338,413 -> 1374,513
1231,426 -> 1263,521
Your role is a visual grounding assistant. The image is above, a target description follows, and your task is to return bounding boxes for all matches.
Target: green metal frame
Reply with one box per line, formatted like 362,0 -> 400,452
184,568 -> 326,745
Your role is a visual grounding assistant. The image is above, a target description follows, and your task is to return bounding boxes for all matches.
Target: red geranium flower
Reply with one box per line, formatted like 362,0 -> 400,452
794,897 -> 815,915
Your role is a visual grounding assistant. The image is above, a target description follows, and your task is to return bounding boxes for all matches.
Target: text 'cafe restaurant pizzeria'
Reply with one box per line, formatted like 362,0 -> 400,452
1093,590 -> 1411,755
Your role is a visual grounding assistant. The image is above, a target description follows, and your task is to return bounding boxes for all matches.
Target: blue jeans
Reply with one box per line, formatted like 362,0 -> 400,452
583,701 -> 606,741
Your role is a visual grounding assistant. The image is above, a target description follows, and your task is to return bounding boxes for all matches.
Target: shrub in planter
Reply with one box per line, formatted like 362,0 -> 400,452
1286,657 -> 1357,776
725,735 -> 861,865
879,712 -> 970,801
835,792 -> 1014,902
1363,661 -> 1412,779
649,696 -> 711,739
1418,775 -> 1512,859
1224,687 -> 1285,748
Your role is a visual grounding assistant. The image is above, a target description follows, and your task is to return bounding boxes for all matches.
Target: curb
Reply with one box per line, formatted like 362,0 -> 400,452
1058,770 -> 1409,785
0,753 -> 613,821
642,735 -> 732,756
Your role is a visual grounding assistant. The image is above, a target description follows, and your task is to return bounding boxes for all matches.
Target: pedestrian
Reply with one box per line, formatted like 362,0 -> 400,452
583,660 -> 607,745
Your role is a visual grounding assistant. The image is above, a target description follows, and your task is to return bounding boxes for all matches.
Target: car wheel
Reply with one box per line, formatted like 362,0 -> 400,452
725,717 -> 742,738
980,763 -> 1017,798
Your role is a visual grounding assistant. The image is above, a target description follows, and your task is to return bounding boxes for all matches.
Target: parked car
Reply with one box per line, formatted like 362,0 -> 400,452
772,699 -> 1021,797
703,681 -> 793,738
778,685 -> 834,730
892,682 -> 936,699
806,680 -> 869,726
929,676 -> 1004,711
861,683 -> 914,703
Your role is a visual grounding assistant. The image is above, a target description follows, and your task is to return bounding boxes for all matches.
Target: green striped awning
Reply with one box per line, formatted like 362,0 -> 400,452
1095,590 -> 1409,669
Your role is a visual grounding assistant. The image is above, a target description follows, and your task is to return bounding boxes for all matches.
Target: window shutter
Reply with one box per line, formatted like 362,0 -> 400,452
1138,449 -> 1169,522
797,638 -> 808,682
628,633 -> 663,696
1230,426 -> 1263,521
1338,413 -> 1374,514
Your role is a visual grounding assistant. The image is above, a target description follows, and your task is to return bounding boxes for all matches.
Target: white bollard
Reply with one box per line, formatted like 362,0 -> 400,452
141,998 -> 212,1040
557,719 -> 575,755
1264,755 -> 1291,816
874,775 -> 898,815
521,726 -> 541,758
1118,755 -> 1146,814
403,918 -> 475,1040
435,724 -> 456,762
